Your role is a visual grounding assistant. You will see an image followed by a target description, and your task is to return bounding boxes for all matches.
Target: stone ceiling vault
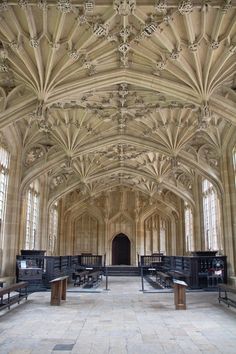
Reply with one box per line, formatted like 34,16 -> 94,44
0,0 -> 236,209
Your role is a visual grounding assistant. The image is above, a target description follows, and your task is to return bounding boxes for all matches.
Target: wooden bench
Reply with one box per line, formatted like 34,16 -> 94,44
156,271 -> 172,288
218,283 -> 236,308
0,282 -> 28,311
87,270 -> 102,287
50,276 -> 69,306
73,270 -> 89,286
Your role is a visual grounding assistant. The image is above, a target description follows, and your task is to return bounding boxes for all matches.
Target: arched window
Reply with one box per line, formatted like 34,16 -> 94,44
0,146 -> 10,246
25,180 -> 40,249
202,179 -> 221,251
184,202 -> 193,252
48,202 -> 58,255
233,146 -> 236,187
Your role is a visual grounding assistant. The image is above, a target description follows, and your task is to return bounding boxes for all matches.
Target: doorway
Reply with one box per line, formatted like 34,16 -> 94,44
112,233 -> 131,265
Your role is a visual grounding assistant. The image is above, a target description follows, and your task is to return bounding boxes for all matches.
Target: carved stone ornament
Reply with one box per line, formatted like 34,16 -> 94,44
177,173 -> 193,190
120,27 -> 130,40
68,49 -> 79,60
57,0 -> 72,14
198,145 -> 219,168
142,23 -> 158,37
221,0 -> 232,14
84,0 -> 95,13
155,0 -> 167,13
119,43 -> 130,54
211,40 -> 220,50
9,41 -> 20,50
188,42 -> 198,52
197,103 -> 212,130
169,49 -> 180,60
114,0 -> 136,16
18,0 -> 29,8
163,15 -> 171,24
0,60 -> 8,73
93,23 -> 107,37
38,119 -> 51,133
25,146 -> 45,166
98,144 -> 146,162
29,38 -> 40,48
178,0 -> 193,15
51,174 -> 67,189
156,60 -> 166,70
50,42 -> 60,50
37,0 -> 47,10
120,54 -> 129,68
0,0 -> 8,11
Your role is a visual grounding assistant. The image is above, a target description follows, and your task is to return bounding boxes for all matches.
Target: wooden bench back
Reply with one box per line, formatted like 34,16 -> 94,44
0,282 -> 28,296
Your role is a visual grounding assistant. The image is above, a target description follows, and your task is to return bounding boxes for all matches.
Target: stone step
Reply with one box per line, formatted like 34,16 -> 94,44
105,266 -> 140,276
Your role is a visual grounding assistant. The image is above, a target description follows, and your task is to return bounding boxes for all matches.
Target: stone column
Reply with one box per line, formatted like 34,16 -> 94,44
220,149 -> 236,278
58,199 -> 66,255
1,151 -> 22,277
193,174 -> 203,251
38,174 -> 49,251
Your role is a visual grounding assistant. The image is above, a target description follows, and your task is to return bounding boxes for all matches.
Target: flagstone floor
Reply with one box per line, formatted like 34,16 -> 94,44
0,276 -> 236,354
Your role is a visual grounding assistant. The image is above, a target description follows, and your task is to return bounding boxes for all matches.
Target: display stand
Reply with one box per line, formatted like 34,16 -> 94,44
173,279 -> 188,310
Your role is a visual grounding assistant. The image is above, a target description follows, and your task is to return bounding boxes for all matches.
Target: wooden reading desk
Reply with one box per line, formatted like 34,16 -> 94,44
50,276 -> 69,306
173,279 -> 188,310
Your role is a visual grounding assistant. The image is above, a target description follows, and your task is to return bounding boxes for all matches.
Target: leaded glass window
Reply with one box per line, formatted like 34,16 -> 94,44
0,146 -> 10,247
25,180 -> 39,249
184,202 -> 193,252
202,179 -> 220,251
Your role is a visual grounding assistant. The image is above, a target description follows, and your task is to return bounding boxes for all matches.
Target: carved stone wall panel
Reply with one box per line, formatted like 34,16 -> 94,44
109,213 -> 133,245
74,213 -> 99,255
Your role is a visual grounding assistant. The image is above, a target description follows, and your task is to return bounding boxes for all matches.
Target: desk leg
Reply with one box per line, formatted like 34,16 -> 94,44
51,281 -> 62,305
174,284 -> 186,310
61,278 -> 67,301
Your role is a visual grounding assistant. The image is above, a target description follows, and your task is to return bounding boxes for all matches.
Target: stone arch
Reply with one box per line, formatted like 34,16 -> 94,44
112,233 -> 131,265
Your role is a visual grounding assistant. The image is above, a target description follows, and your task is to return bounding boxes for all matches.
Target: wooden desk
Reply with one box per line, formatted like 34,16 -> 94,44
173,279 -> 188,310
50,276 -> 69,306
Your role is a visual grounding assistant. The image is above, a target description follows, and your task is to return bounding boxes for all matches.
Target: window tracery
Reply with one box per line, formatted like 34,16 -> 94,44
25,180 -> 40,250
0,145 -> 10,253
184,202 -> 193,253
202,179 -> 221,251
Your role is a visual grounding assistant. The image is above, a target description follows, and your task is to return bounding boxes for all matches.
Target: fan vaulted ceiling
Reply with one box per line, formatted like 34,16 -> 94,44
0,0 -> 236,207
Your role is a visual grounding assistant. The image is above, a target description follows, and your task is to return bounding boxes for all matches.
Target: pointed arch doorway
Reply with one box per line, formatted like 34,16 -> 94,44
112,233 -> 131,265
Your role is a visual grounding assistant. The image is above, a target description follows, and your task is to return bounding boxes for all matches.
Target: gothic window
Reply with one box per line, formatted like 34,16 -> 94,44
184,202 -> 193,252
48,202 -> 58,255
233,146 -> 236,187
0,146 -> 10,244
25,180 -> 40,249
202,179 -> 220,251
